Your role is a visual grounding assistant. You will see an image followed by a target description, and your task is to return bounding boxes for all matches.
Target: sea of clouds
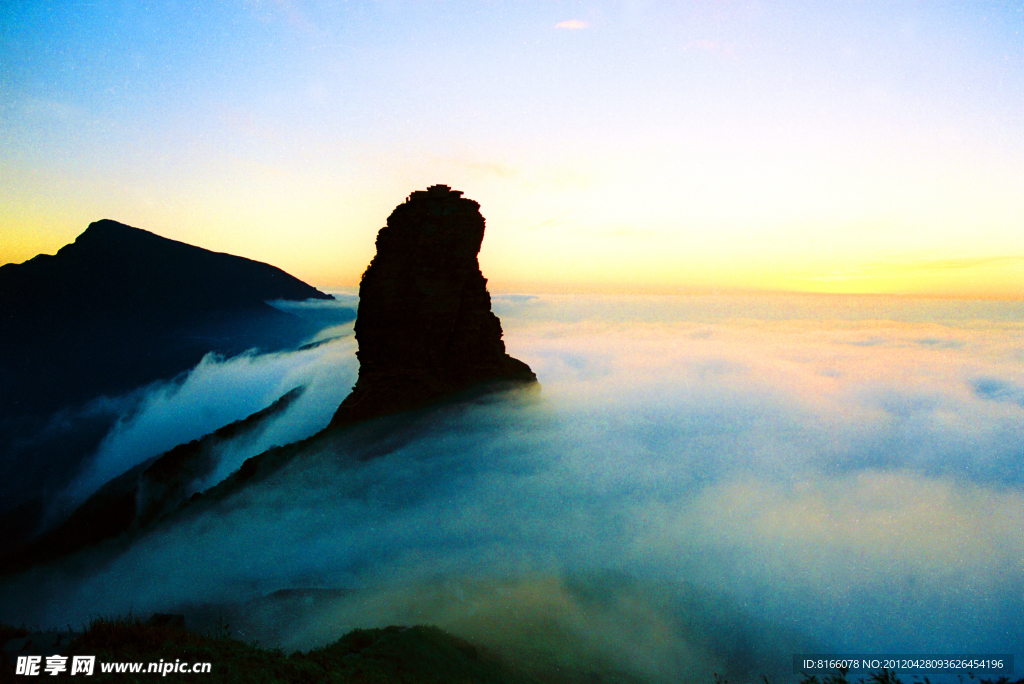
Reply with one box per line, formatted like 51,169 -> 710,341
2,293 -> 1022,680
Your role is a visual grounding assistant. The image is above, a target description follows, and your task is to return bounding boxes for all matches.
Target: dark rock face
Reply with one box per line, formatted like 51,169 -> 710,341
331,185 -> 536,425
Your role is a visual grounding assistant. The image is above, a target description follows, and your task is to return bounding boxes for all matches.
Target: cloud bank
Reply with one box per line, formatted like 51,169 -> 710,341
2,294 -> 1022,679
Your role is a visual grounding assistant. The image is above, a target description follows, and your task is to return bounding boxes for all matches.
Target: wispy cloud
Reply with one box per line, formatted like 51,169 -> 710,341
555,19 -> 589,29
66,332 -> 357,506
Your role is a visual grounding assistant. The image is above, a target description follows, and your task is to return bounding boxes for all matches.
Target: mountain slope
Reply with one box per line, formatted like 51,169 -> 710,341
0,220 -> 348,539
0,219 -> 337,418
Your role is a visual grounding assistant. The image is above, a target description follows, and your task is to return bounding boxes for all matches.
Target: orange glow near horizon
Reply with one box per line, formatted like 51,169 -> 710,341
4,195 -> 1023,300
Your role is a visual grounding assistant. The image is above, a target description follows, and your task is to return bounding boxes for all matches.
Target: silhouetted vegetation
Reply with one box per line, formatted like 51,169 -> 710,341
0,624 -> 26,646
2,617 -> 535,683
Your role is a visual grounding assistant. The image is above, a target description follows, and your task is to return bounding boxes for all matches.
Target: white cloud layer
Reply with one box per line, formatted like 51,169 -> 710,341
65,329 -> 358,507
2,295 -> 1022,677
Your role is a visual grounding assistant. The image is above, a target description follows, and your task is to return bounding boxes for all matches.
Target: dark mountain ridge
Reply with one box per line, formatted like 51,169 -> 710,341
0,386 -> 307,574
0,219 -> 331,324
0,219 -> 338,420
0,220 -> 348,544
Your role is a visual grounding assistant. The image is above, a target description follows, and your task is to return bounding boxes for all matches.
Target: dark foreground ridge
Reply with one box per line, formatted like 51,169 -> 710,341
331,185 -> 537,426
0,617 -> 539,684
5,614 -> 1011,684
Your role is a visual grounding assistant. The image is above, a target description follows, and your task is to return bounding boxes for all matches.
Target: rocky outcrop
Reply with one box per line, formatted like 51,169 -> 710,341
331,185 -> 536,425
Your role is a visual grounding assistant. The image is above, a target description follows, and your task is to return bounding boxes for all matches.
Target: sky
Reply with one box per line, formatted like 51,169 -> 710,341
2,1 -> 1023,296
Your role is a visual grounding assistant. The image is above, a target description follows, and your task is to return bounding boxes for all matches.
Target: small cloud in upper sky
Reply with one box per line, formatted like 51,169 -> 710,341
684,40 -> 736,57
555,19 -> 589,29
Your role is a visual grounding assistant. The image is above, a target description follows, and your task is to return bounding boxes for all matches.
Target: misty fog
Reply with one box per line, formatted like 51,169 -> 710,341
1,293 -> 1021,681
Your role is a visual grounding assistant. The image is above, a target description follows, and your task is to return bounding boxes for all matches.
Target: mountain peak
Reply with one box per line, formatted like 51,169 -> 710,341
70,219 -> 195,256
72,219 -> 157,245
83,218 -> 139,235
1,220 -> 340,419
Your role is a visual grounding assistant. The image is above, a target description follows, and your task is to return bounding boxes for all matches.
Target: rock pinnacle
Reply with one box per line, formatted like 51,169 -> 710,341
331,185 -> 537,425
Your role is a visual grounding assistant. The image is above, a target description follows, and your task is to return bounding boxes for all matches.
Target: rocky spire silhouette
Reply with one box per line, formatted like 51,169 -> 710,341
331,185 -> 536,425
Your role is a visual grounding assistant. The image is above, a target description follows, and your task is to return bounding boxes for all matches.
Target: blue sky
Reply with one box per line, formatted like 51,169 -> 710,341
3,1 -> 1023,294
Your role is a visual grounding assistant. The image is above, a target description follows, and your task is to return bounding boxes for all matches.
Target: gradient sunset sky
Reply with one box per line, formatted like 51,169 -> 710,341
2,1 -> 1022,296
